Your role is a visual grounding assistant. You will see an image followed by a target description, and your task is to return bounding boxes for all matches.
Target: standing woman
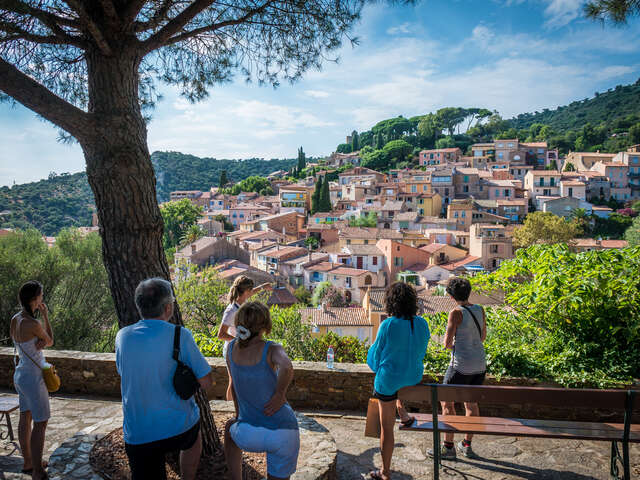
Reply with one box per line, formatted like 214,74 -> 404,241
366,282 -> 430,480
10,281 -> 54,480
218,276 -> 272,399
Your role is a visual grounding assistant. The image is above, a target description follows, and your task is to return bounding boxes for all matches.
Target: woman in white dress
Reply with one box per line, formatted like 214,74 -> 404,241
10,281 -> 54,480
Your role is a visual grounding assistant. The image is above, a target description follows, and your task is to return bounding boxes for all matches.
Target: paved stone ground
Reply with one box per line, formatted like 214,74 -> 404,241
1,391 -> 638,480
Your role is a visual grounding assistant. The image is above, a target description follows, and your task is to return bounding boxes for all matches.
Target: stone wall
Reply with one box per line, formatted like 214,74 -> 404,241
0,348 -> 635,422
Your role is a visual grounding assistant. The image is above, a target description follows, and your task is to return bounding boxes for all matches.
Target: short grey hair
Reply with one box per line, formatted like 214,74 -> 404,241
134,278 -> 175,319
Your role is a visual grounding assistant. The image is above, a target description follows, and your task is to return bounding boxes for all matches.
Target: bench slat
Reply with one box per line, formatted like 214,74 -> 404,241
399,384 -> 635,410
0,397 -> 19,413
401,414 -> 640,443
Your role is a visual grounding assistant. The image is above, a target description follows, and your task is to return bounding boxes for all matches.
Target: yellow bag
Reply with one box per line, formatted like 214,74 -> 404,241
42,365 -> 61,393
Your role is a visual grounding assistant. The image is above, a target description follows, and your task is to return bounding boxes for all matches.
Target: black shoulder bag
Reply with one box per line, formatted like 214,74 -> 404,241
172,325 -> 200,400
461,305 -> 483,339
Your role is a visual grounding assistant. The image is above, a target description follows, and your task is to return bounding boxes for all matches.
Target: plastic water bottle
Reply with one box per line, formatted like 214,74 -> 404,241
327,345 -> 334,369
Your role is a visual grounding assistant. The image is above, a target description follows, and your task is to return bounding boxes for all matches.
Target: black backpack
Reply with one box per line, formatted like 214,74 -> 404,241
172,325 -> 200,400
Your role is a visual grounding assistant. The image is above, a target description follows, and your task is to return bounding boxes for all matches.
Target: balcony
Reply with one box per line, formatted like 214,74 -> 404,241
629,172 -> 640,178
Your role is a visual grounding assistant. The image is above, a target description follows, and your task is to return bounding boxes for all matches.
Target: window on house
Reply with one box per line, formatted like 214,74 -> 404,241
454,211 -> 459,218
494,189 -> 500,197
372,256 -> 378,265
461,211 -> 466,218
504,189 -> 510,197
394,257 -> 403,266
569,187 -> 573,197
347,239 -> 351,245
463,185 -> 469,193
539,178 -> 544,186
411,185 -> 417,193
550,178 -> 555,186
463,175 -> 469,182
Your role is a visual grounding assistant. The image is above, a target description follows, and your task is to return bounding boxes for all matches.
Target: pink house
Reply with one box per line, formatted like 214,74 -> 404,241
484,179 -> 516,200
419,148 -> 462,166
376,239 -> 432,285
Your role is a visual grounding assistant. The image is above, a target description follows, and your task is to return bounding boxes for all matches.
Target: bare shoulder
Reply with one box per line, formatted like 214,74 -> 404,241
449,308 -> 463,324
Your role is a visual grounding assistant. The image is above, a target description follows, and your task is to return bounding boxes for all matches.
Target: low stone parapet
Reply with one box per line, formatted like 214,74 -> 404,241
0,348 -> 635,421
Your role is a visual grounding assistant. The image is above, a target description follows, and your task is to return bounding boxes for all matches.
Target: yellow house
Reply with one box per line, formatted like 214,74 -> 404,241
403,175 -> 432,194
300,306 -> 373,344
417,193 -> 442,217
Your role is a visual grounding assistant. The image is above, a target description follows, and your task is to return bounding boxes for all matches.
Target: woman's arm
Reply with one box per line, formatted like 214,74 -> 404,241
443,309 -> 462,350
481,306 -> 487,342
217,324 -> 235,342
264,344 -> 294,416
251,283 -> 273,297
226,358 -> 240,417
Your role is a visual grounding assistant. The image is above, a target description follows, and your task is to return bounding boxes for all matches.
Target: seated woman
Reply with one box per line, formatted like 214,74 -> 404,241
224,302 -> 299,480
366,282 -> 430,480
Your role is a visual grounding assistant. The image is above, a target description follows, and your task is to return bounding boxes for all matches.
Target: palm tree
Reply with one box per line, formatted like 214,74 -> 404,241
181,225 -> 206,246
570,208 -> 593,236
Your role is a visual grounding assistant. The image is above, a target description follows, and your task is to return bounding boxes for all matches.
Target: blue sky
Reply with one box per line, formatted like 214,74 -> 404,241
1,0 -> 640,186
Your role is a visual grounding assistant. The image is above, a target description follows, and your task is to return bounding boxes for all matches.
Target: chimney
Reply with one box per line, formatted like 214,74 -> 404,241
308,250 -> 312,262
191,243 -> 196,254
322,301 -> 328,312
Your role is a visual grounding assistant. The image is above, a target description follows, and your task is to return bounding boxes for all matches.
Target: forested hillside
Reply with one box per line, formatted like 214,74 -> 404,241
335,78 -> 640,173
510,80 -> 640,131
0,153 -> 297,235
0,172 -> 94,235
152,151 -> 296,202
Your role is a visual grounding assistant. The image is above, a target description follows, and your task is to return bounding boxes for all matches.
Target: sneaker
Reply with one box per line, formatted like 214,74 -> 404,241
457,440 -> 476,458
426,444 -> 457,460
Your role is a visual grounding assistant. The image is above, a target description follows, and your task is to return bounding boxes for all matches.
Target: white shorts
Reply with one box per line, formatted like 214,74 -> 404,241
229,421 -> 300,478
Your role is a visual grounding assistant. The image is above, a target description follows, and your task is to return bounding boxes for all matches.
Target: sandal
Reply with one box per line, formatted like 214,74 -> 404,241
367,469 -> 390,480
22,460 -> 48,474
400,416 -> 415,427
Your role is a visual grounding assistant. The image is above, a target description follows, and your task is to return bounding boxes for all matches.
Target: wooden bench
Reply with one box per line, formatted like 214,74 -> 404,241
0,396 -> 20,442
365,384 -> 639,480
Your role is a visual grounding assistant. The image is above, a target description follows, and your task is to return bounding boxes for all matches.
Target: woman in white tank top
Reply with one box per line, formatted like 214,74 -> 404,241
10,281 -> 54,480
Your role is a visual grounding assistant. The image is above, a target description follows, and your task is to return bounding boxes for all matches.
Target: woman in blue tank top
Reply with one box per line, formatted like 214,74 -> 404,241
224,302 -> 299,480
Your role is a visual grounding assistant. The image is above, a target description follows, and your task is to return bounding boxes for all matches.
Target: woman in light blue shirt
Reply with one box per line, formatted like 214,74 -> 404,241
366,282 -> 430,480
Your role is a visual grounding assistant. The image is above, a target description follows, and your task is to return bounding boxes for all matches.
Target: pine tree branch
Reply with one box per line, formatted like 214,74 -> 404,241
152,0 -> 275,49
122,0 -> 150,28
141,0 -> 217,52
0,0 -> 80,28
133,0 -> 174,32
0,57 -> 93,140
64,0 -> 113,55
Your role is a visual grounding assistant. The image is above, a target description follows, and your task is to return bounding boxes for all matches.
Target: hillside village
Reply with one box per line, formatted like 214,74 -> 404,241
164,140 -> 639,343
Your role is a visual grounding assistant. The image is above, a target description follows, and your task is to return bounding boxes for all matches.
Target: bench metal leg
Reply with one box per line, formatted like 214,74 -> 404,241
432,385 -> 440,480
610,441 -> 631,480
1,412 -> 14,441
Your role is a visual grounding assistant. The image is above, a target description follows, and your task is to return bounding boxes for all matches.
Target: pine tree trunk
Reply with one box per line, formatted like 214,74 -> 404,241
81,49 -> 225,469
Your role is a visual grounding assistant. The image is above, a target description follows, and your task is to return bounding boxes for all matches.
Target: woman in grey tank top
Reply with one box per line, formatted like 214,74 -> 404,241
427,277 -> 486,461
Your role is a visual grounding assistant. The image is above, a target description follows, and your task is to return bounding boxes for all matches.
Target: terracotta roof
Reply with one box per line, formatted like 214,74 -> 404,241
329,266 -> 370,277
420,243 -> 447,254
339,227 -> 402,240
560,180 -> 585,186
343,244 -> 384,256
528,171 -> 561,176
300,307 -> 370,326
441,255 -> 481,271
260,246 -> 307,259
380,201 -> 405,211
306,261 -> 336,272
521,142 -> 548,148
217,267 -> 248,279
395,212 -> 420,222
266,288 -> 298,306
421,148 -> 461,153
283,253 -> 329,265
175,237 -> 219,256
573,238 -> 628,248
406,262 -> 429,272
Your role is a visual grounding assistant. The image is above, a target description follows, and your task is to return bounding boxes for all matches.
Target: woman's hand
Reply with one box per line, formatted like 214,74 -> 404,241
36,302 -> 49,318
263,392 -> 286,416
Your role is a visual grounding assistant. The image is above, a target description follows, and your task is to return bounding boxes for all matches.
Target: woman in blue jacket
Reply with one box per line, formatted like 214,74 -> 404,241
366,282 -> 430,480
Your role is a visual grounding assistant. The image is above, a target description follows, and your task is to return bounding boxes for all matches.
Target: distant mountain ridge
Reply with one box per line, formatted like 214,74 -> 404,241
0,152 -> 296,235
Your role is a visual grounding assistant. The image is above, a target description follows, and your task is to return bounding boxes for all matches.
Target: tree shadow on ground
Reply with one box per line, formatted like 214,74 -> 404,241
440,456 -> 600,480
338,443 -> 416,480
0,441 -> 25,476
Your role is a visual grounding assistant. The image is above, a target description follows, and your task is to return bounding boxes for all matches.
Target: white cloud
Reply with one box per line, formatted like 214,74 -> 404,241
543,0 -> 585,28
304,90 -> 330,99
386,22 -> 412,36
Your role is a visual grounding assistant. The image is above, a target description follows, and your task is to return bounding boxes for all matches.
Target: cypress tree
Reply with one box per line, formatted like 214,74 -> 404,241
351,130 -> 359,151
319,175 -> 331,212
297,146 -> 306,173
219,170 -> 229,188
311,176 -> 322,214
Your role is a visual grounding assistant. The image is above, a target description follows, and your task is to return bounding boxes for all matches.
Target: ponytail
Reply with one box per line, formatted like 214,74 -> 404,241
235,302 -> 271,349
228,275 -> 255,304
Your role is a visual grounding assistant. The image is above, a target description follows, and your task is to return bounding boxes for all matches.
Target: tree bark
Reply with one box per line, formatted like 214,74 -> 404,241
81,47 -> 225,466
